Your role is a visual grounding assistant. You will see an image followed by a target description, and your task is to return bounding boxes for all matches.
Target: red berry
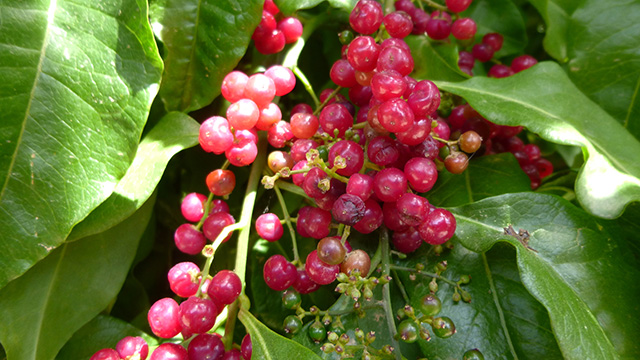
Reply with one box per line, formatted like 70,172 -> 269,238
148,298 -> 182,339
255,213 -> 284,242
208,270 -> 242,306
206,169 -> 236,196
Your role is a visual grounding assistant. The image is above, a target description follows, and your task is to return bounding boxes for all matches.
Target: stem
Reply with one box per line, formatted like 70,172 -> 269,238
391,269 -> 410,303
421,0 -> 448,12
312,86 -> 343,116
195,192 -> 215,231
380,228 -> 402,360
389,265 -> 459,287
293,67 -> 320,107
273,181 -> 301,264
275,179 -> 312,199
222,300 -> 240,349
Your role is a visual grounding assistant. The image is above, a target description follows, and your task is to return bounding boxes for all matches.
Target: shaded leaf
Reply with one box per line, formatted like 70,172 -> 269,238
407,36 -> 469,82
396,243 -> 561,359
436,61 -> 640,219
428,153 -> 532,207
238,306 -> 323,360
450,193 -> 640,358
150,0 -> 262,112
462,0 -> 527,57
565,0 -> 640,138
0,0 -> 162,289
68,112 -> 199,241
57,315 -> 158,360
0,197 -> 155,360
528,0 -> 581,61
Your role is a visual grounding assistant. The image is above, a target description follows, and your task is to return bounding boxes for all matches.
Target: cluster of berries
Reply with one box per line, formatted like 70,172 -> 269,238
252,0 -> 303,54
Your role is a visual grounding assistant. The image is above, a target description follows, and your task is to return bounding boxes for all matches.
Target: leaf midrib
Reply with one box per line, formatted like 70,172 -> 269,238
0,0 -> 58,201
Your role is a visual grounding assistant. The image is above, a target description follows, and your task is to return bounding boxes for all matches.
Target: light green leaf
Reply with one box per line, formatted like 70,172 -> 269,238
238,306 -> 323,360
462,0 -> 527,57
0,196 -> 155,360
436,61 -> 640,219
68,112 -> 199,241
528,0 -> 581,61
0,0 -> 162,289
275,0 -> 325,14
407,36 -> 469,82
57,315 -> 158,360
151,0 -> 262,112
450,193 -> 640,358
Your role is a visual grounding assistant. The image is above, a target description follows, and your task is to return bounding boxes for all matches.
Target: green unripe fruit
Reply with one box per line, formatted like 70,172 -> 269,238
308,320 -> 327,343
283,315 -> 303,335
282,289 -> 301,309
463,348 -> 485,360
419,294 -> 442,316
431,316 -> 456,338
397,319 -> 419,343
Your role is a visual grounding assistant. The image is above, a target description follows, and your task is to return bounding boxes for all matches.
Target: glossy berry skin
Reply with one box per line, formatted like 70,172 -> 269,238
397,319 -> 419,343
168,262 -> 200,298
488,64 -> 514,78
199,116 -> 234,155
377,98 -> 414,133
255,213 -> 284,242
181,192 -> 207,222
350,0 -> 384,35
376,46 -> 414,76
459,130 -> 483,153
241,334 -> 252,360
404,157 -> 438,193
179,297 -> 218,334
392,227 -> 423,253
330,59 -> 358,88
511,55 -> 538,73
293,268 -> 322,294
418,208 -> 456,245
148,298 -> 182,339
332,193 -> 366,226
382,201 -> 409,232
267,120 -> 294,148
116,336 -> 149,360
353,198 -> 383,234
463,349 -> 485,360
149,343 -> 187,360
225,138 -> 258,167
341,249 -> 371,276
263,254 -> 298,291
174,224 -> 206,255
419,294 -> 442,316
425,18 -> 451,40
188,334 -> 225,360
319,103 -> 353,138
371,70 -> 407,101
451,18 -> 477,40
346,173 -> 374,201
222,349 -> 242,360
244,74 -> 276,108
472,43 -> 494,62
482,32 -> 503,52
278,17 -> 303,44
290,113 -> 319,139
396,193 -> 429,226
444,152 -> 469,174
431,316 -> 456,338
347,36 -> 380,72
446,0 -> 472,12
373,167 -> 408,202
226,99 -> 259,130
368,136 -> 399,166
317,236 -> 347,265
328,140 -> 365,177
203,212 -> 235,243
296,206 -> 332,239
221,71 -> 248,103
305,250 -> 340,285
208,270 -> 242,306
283,315 -> 303,334
383,11 -> 413,38
90,349 -> 120,360
206,169 -> 236,196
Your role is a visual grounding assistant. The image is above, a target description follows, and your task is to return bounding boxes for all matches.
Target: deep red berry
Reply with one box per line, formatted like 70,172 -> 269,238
419,208 -> 456,245
472,43 -> 494,62
148,298 -> 182,339
180,297 -> 218,334
392,227 -> 423,253
225,138 -> 258,167
208,270 -> 242,306
90,349 -> 120,360
511,55 -> 538,73
255,213 -> 284,242
241,334 -> 252,360
149,343 -> 187,360
330,59 -> 358,87
203,212 -> 235,243
353,198 -> 384,234
305,250 -> 340,285
482,32 -> 503,52
373,167 -> 407,202
332,193 -> 366,226
264,254 -> 298,291
277,17 -> 303,44
396,193 -> 430,226
294,269 -> 321,294
383,11 -> 413,38
296,206 -> 332,239
328,140 -> 365,176
168,262 -> 200,298
350,0 -> 384,35
174,224 -> 206,255
206,169 -> 236,196
180,192 -> 207,222
488,64 -> 514,78
116,336 -> 149,360
451,18 -> 477,40
188,334 -> 225,360
446,0 -> 473,12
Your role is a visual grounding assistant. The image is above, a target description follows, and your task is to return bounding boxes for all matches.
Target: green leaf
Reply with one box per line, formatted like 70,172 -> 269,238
396,243 -> 562,359
68,112 -> 199,241
450,193 -> 640,358
238,306 -> 323,360
436,61 -> 640,219
528,0 -> 581,61
275,0 -> 325,14
565,0 -> 640,138
428,153 -> 532,207
57,315 -> 158,360
151,0 -> 262,112
0,0 -> 162,289
461,0 -> 527,57
0,197 -> 155,360
407,36 -> 469,82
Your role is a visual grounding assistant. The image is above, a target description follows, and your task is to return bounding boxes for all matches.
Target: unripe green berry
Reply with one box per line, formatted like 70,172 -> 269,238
397,319 -> 419,343
429,281 -> 438,293
282,289 -> 301,309
283,315 -> 303,335
308,320 -> 327,343
459,274 -> 471,284
431,316 -> 456,338
419,294 -> 442,316
463,349 -> 485,360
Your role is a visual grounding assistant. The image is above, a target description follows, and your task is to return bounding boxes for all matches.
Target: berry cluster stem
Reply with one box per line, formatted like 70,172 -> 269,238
273,181 -> 301,264
380,228 -> 402,360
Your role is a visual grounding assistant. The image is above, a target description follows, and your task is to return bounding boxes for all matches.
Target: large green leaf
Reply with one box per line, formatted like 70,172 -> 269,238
395,243 -> 561,359
565,0 -> 640,138
0,197 -> 155,360
68,112 -> 199,241
57,315 -> 158,360
0,0 -> 162,289
275,0 -> 355,15
238,307 -> 323,360
461,0 -> 527,57
150,0 -> 262,112
436,62 -> 640,219
528,0 -> 581,61
407,36 -> 469,83
427,153 -> 532,207
450,193 -> 640,359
